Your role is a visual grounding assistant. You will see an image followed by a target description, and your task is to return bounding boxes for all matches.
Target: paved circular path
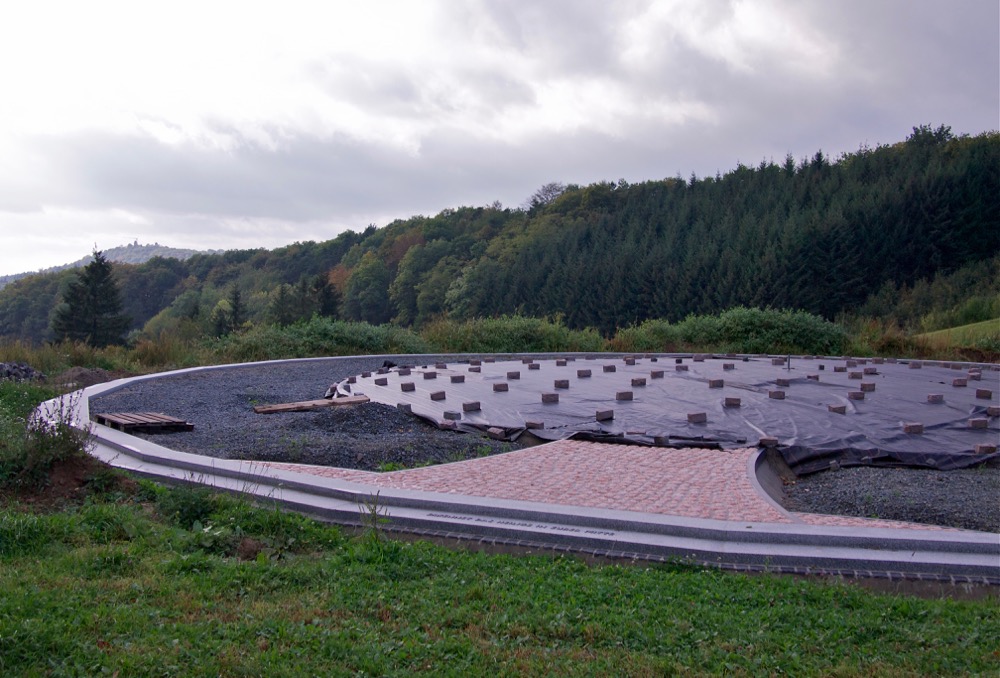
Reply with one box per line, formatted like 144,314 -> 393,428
264,439 -> 956,531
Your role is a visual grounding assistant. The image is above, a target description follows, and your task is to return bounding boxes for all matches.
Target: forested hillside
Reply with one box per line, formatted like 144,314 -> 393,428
1,125 -> 996,345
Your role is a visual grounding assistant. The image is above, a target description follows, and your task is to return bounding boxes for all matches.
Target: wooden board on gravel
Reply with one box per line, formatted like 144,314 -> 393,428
253,395 -> 370,414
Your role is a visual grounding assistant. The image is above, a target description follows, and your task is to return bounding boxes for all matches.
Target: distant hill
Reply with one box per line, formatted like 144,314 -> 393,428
0,242 -> 222,290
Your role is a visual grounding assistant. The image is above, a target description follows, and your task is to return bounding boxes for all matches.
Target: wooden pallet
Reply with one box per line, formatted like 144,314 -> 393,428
94,412 -> 194,433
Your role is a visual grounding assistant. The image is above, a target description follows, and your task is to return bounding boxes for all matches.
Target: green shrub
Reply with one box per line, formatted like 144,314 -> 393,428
423,316 -> 605,353
155,485 -> 220,530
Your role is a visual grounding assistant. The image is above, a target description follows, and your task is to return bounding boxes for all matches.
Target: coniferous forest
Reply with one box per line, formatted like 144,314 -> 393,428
1,125 -> 997,345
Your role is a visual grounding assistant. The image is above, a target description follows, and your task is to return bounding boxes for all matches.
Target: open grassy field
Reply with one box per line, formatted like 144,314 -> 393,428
917,318 -> 1000,349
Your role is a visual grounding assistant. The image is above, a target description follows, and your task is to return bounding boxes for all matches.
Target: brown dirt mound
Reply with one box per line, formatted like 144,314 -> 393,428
2,455 -> 138,510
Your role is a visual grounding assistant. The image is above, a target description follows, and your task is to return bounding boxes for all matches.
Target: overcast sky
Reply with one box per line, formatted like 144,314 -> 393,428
0,0 -> 996,276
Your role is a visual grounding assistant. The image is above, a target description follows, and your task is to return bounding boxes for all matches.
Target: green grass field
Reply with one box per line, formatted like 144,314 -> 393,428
917,318 -> 1000,348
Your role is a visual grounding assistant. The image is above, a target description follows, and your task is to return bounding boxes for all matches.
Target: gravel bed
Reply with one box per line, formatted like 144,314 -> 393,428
91,358 -> 999,532
783,465 -> 999,533
90,356 -> 521,472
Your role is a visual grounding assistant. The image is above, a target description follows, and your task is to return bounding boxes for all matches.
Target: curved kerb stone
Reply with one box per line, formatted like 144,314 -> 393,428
36,352 -> 1000,584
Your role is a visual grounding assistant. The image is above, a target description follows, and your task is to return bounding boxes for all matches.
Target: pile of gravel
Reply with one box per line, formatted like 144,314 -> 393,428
0,362 -> 44,382
89,357 -> 520,472
782,465 -> 999,533
90,357 -> 999,533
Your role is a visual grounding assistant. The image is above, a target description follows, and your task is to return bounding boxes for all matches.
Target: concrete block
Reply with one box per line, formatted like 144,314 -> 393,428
397,403 -> 412,414
724,397 -> 741,408
807,374 -> 819,381
908,361 -> 922,369
438,421 -> 457,430
430,391 -> 446,401
769,390 -> 785,400
952,378 -> 967,387
400,382 -> 416,392
675,365 -> 689,372
675,357 -> 684,364
603,365 -> 617,373
650,370 -> 664,379
541,393 -> 559,404
632,377 -> 647,387
444,411 -> 462,421
625,358 -> 636,366
616,391 -> 634,401
468,366 -> 481,373
374,377 -> 388,386
528,363 -> 541,370
975,444 -> 998,455
968,371 -> 982,381
828,404 -> 847,414
723,363 -> 735,370
863,367 -> 878,375
818,365 -> 825,370
860,382 -> 876,392
693,356 -> 705,363
687,412 -> 707,424
887,358 -> 897,363
526,421 -> 544,430
776,378 -> 790,387
848,391 -> 865,400
469,360 -> 481,366
522,358 -> 533,364
577,369 -> 592,378
772,358 -> 786,366
435,362 -> 447,369
398,368 -> 411,376
462,401 -> 481,412
554,379 -> 569,389
846,360 -> 857,367
423,371 -> 437,380
487,427 -> 506,440
348,376 -> 357,384
507,371 -> 520,380
759,437 -> 779,448
709,379 -> 724,388
450,375 -> 465,384
849,371 -> 863,380
361,372 -> 371,378
903,422 -> 923,434
872,357 -> 884,364
377,368 -> 389,375
653,436 -> 670,446
834,366 -> 847,373
988,406 -> 1000,417
556,359 -> 567,367
595,410 -> 614,422
493,383 -> 509,392
976,389 -> 993,400
927,393 -> 943,404
969,418 -> 988,429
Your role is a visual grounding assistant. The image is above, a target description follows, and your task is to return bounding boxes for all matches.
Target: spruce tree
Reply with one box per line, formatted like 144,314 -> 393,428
51,250 -> 131,347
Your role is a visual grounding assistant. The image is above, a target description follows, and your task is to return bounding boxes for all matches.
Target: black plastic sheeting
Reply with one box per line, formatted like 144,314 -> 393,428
335,355 -> 1000,475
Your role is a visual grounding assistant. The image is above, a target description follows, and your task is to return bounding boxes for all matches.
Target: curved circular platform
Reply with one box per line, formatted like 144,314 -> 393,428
42,354 -> 1000,583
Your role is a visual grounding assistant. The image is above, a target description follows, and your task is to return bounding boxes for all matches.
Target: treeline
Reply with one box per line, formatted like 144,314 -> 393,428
0,125 -> 996,345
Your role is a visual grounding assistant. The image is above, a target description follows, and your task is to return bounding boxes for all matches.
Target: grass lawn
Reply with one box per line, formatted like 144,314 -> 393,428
1,485 -> 998,677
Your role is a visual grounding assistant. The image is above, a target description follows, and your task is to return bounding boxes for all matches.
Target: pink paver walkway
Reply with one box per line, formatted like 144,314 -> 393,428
263,440 -> 956,531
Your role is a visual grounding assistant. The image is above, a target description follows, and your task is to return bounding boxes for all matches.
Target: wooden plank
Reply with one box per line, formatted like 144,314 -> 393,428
253,395 -> 370,414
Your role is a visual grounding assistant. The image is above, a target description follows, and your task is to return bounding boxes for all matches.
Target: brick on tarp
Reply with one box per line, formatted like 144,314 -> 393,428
595,409 -> 614,422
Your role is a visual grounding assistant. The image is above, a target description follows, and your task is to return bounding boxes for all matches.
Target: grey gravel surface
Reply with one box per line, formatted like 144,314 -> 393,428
91,357 -> 521,472
783,465 -> 999,533
91,357 -> 999,532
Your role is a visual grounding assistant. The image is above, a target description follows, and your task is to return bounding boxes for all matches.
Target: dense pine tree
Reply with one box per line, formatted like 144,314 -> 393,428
51,250 -> 131,347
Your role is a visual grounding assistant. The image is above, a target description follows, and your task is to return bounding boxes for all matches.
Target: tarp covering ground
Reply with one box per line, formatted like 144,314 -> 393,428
334,355 -> 1000,475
